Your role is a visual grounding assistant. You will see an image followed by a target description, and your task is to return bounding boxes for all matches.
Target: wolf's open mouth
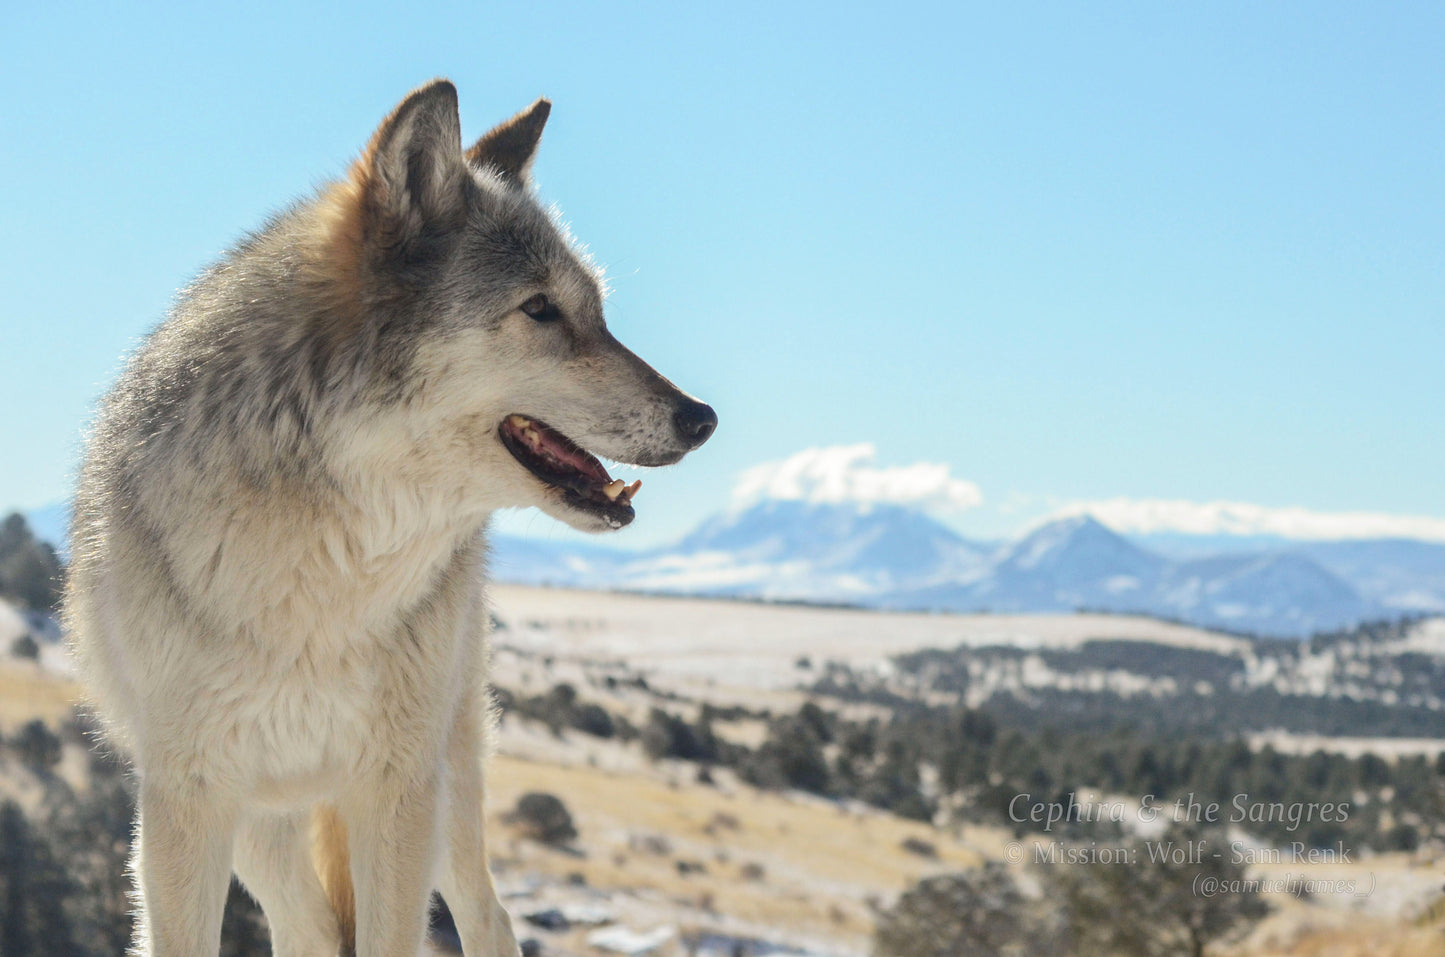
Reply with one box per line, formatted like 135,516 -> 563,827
498,414 -> 640,528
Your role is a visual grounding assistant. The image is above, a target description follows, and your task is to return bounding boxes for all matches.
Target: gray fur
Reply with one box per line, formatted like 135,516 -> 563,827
64,79 -> 714,957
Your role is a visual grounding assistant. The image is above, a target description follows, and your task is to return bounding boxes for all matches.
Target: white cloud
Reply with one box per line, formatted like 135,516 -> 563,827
732,444 -> 983,512
1054,498 -> 1445,543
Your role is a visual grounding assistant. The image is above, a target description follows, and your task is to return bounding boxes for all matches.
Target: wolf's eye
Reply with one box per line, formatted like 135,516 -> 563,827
520,294 -> 563,322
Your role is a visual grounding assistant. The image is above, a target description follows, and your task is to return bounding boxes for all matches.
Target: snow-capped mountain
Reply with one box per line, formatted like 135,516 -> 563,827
883,515 -> 1166,614
1290,539 -> 1445,613
981,515 -> 1166,607
1138,533 -> 1445,613
490,500 -> 993,603
490,503 -> 1415,637
673,500 -> 992,590
1153,551 -> 1371,636
878,516 -> 1379,635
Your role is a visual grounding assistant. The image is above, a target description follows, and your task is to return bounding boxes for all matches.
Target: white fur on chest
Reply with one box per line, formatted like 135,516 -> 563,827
100,476 -> 488,803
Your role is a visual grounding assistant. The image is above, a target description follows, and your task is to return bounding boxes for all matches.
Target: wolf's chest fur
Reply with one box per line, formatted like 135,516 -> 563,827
202,508 -> 483,791
86,473 -> 484,799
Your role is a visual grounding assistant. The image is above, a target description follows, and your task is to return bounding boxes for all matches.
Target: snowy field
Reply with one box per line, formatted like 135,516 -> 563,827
488,584 -> 1250,697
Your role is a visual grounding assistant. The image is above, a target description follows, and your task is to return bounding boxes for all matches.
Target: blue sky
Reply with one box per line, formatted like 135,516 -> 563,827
2,2 -> 1441,547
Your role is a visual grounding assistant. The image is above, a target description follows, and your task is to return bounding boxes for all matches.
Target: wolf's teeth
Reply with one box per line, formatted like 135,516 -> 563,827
619,479 -> 642,503
602,479 -> 626,500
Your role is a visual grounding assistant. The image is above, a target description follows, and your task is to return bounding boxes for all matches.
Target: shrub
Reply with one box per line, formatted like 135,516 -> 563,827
10,720 -> 62,774
9,633 -> 39,661
507,792 -> 577,845
641,708 -> 716,762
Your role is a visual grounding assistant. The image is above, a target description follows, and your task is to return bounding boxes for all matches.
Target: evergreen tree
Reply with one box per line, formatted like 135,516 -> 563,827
0,800 -> 80,956
0,513 -> 63,612
874,863 -> 1066,957
1047,827 -> 1268,957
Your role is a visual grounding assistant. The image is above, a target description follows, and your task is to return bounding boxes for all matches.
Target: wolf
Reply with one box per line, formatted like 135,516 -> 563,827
63,79 -> 716,957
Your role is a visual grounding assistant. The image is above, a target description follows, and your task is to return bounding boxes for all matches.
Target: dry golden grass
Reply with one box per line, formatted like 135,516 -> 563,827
484,753 -> 992,949
1196,863 -> 1445,957
1240,916 -> 1445,957
0,662 -> 80,731
482,751 -> 1445,956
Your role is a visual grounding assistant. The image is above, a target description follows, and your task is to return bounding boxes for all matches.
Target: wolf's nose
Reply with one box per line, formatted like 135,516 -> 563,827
674,400 -> 718,450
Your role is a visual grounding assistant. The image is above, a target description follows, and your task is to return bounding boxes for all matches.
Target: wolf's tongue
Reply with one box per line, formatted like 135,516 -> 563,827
506,414 -> 611,484
501,414 -> 643,508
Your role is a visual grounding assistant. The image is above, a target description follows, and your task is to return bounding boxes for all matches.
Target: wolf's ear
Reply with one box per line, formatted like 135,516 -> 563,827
361,79 -> 464,221
465,98 -> 551,184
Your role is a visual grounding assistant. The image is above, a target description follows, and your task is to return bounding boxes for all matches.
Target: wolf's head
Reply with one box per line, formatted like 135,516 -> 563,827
319,80 -> 715,533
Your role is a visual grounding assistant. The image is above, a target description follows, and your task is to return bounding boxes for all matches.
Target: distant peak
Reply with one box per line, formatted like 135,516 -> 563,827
1022,513 -> 1115,540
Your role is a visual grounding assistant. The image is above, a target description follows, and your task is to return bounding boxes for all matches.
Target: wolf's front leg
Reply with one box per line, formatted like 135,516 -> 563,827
232,812 -> 343,957
132,779 -> 237,957
344,771 -> 442,957
438,687 -> 520,957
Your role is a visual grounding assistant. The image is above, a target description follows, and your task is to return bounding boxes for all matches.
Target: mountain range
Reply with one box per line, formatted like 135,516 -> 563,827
487,500 -> 1445,638
21,498 -> 1445,638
